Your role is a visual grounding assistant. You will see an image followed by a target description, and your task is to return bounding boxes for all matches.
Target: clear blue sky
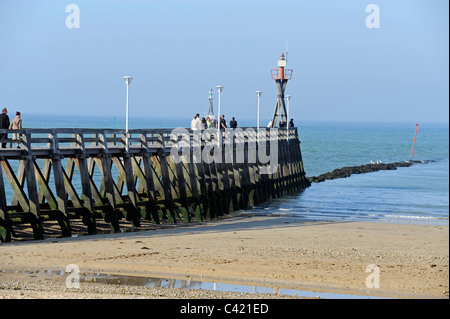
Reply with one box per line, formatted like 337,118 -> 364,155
0,0 -> 448,124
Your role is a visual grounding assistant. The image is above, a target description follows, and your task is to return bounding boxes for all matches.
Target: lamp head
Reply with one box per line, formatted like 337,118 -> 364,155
216,85 -> 224,93
123,76 -> 133,85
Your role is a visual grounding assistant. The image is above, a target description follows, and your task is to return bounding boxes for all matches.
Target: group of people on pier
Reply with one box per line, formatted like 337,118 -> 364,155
0,107 -> 22,148
266,118 -> 295,128
190,113 -> 238,131
191,113 -> 296,131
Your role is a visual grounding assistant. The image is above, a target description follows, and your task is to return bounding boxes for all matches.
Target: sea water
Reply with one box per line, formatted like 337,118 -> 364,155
255,121 -> 449,226
11,114 -> 450,226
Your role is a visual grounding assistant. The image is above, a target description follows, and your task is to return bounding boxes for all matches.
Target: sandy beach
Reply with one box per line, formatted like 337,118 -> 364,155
0,213 -> 448,299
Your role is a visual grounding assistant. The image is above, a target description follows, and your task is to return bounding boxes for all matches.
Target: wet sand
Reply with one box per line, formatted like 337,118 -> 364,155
0,214 -> 448,299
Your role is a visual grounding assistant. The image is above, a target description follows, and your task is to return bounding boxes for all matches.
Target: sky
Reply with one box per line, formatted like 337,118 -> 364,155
0,0 -> 448,124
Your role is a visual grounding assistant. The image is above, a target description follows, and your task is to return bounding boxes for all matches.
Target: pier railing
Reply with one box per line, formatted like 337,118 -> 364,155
0,127 -> 310,242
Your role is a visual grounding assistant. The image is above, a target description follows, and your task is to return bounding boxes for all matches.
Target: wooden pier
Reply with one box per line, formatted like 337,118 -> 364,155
0,127 -> 310,242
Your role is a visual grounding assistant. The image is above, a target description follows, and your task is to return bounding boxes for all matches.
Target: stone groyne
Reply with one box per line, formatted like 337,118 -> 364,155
307,161 -> 427,183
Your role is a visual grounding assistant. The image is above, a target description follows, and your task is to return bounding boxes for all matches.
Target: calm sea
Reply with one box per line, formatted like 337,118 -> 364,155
13,114 -> 450,226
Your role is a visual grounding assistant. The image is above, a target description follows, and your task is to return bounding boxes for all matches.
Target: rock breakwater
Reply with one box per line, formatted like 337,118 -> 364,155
307,161 -> 424,183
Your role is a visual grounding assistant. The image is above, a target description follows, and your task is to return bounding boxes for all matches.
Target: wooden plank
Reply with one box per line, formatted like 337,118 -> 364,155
226,148 -> 239,212
37,159 -> 52,204
1,160 -> 30,212
257,137 -> 271,202
122,155 -> 141,226
11,160 -> 25,206
96,132 -> 120,232
112,157 -> 125,195
194,157 -> 209,221
98,133 -> 116,208
22,136 -> 40,217
74,133 -> 97,234
0,159 -> 13,242
175,158 -> 190,222
87,158 -> 104,205
133,155 -> 159,224
187,154 -> 201,221
246,130 -> 260,206
233,131 -> 248,210
157,133 -> 177,223
76,133 -> 96,211
34,159 -> 58,210
52,156 -> 72,236
61,166 -> 82,207
218,148 -> 231,214
21,132 -> 44,239
48,130 -> 71,236
204,161 -> 217,219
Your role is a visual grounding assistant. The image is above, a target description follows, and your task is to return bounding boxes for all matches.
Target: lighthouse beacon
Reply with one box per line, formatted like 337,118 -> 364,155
269,53 -> 293,128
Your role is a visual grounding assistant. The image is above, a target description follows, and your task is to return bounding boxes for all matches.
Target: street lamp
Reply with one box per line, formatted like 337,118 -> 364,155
286,95 -> 291,128
216,85 -> 224,139
256,91 -> 262,131
123,76 -> 133,152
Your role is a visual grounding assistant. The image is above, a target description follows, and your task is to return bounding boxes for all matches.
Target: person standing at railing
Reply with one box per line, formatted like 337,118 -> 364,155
289,118 -> 294,128
195,113 -> 202,130
219,115 -> 227,130
0,108 -> 10,148
201,117 -> 207,130
9,111 -> 22,148
209,117 -> 216,129
206,116 -> 213,128
230,117 -> 237,129
190,114 -> 198,130
218,115 -> 227,139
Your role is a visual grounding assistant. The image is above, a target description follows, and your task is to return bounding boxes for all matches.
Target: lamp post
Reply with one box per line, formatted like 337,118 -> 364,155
256,91 -> 262,131
286,95 -> 291,128
123,76 -> 133,152
216,85 -> 224,140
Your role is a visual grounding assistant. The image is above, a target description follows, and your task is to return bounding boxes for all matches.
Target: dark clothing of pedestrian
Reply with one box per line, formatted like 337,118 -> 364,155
230,119 -> 237,128
220,118 -> 227,129
279,120 -> 287,128
0,112 -> 10,148
289,120 -> 294,128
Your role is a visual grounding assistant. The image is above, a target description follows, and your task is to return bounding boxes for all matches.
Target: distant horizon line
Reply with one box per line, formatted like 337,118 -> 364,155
19,112 -> 449,126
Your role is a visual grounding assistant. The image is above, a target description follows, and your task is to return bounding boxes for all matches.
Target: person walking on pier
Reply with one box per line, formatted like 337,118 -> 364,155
9,111 -> 22,148
191,114 -> 203,131
230,117 -> 237,128
195,113 -> 202,130
201,117 -> 207,130
206,117 -> 213,128
0,108 -> 10,148
219,115 -> 227,130
191,114 -> 198,130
